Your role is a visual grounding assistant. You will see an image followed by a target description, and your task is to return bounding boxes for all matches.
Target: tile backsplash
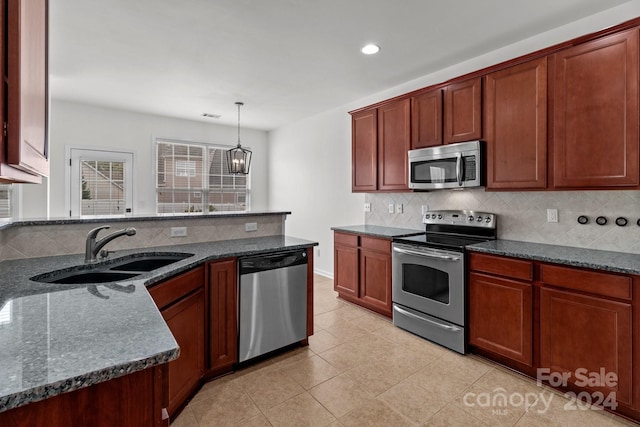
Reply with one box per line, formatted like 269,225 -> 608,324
0,215 -> 285,261
366,189 -> 640,254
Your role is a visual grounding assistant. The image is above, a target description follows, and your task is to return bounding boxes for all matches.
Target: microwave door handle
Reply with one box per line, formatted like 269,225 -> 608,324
456,152 -> 462,186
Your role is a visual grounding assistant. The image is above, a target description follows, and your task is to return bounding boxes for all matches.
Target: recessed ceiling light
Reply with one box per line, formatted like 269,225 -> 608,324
361,44 -> 380,55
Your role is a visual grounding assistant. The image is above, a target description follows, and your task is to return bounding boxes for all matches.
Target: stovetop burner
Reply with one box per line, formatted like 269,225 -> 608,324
394,210 -> 497,251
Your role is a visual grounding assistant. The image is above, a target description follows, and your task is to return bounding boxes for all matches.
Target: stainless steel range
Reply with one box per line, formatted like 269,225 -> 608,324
392,210 -> 497,354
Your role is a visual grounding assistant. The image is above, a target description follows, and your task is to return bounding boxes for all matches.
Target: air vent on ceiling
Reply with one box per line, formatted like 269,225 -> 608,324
201,113 -> 221,119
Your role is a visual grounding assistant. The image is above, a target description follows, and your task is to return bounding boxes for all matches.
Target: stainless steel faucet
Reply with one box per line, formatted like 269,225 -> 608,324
85,225 -> 137,263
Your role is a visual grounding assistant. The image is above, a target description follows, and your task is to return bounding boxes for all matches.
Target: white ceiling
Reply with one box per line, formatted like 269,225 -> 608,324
50,0 -> 630,131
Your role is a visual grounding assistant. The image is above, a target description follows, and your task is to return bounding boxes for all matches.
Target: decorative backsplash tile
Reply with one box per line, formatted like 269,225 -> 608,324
366,189 -> 640,254
0,215 -> 284,261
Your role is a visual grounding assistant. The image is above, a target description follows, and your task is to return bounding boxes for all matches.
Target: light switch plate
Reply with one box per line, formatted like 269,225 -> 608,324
396,203 -> 403,214
245,222 -> 258,232
388,204 -> 395,214
547,209 -> 558,223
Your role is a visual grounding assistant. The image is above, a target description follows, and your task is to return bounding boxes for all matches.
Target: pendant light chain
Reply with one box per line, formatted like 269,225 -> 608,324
236,101 -> 243,147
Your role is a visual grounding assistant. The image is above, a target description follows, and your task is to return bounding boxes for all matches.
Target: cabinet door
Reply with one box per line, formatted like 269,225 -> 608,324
552,29 -> 639,188
3,0 -> 48,180
334,244 -> 359,298
351,108 -> 378,192
411,90 -> 442,148
377,98 -> 410,191
161,289 -> 204,417
469,272 -> 533,366
444,77 -> 482,144
540,287 -> 632,406
207,259 -> 237,376
485,58 -> 547,189
359,248 -> 392,317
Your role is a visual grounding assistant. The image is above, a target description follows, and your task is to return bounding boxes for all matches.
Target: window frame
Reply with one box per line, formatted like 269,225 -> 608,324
154,137 -> 251,214
65,146 -> 135,218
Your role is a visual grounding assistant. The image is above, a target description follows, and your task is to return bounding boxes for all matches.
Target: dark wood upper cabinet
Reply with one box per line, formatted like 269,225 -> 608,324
351,108 -> 378,192
1,0 -> 49,183
484,57 -> 547,189
411,89 -> 443,149
377,98 -> 410,191
552,29 -> 639,188
443,77 -> 482,144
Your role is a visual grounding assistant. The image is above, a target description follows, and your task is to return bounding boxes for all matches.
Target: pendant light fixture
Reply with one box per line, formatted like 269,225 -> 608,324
226,101 -> 252,174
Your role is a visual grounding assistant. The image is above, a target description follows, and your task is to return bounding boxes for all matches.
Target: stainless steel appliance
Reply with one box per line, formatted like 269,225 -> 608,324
392,210 -> 497,353
408,140 -> 484,190
238,249 -> 308,362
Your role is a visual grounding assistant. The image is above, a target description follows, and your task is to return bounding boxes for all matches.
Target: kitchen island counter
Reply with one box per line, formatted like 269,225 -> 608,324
0,235 -> 317,414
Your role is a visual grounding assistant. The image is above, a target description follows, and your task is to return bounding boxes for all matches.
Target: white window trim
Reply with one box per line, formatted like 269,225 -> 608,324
65,146 -> 136,218
153,136 -> 251,214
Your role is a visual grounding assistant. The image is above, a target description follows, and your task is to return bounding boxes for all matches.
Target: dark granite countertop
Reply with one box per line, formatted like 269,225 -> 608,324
0,210 -> 291,230
467,239 -> 640,275
0,235 -> 317,413
331,225 -> 424,239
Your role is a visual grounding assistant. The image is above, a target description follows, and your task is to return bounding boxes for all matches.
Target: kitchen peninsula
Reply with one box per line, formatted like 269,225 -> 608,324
0,212 -> 317,426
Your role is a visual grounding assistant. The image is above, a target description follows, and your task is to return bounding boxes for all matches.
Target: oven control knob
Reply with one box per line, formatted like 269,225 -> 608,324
485,217 -> 492,223
468,215 -> 474,222
424,214 -> 430,219
476,216 -> 483,222
437,214 -> 443,219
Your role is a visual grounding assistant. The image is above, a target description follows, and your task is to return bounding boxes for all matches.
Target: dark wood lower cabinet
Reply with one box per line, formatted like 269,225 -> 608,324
469,251 -> 639,422
149,267 -> 205,418
0,365 -> 168,427
469,272 -> 533,367
540,287 -> 633,406
207,258 -> 238,377
333,232 -> 392,317
161,289 -> 205,417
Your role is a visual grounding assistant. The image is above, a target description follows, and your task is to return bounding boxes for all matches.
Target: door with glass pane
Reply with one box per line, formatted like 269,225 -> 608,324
69,149 -> 133,217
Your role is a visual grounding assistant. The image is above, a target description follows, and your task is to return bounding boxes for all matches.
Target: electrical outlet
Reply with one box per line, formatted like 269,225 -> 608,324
170,227 -> 187,237
315,247 -> 320,257
245,222 -> 258,232
421,205 -> 429,215
388,204 -> 395,214
364,202 -> 371,213
396,203 -> 403,214
547,209 -> 558,223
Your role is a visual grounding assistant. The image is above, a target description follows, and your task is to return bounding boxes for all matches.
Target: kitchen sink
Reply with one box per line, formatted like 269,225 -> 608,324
43,271 -> 141,284
109,254 -> 193,272
30,252 -> 194,284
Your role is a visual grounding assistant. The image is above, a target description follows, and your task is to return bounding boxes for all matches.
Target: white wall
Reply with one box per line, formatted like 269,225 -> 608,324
45,100 -> 269,218
267,2 -> 640,277
267,108 -> 363,277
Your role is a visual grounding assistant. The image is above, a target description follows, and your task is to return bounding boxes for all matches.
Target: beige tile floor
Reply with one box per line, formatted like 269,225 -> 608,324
171,275 -> 638,427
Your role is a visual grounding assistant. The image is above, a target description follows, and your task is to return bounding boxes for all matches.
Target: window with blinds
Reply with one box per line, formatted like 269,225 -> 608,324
0,185 -> 12,219
156,139 -> 249,213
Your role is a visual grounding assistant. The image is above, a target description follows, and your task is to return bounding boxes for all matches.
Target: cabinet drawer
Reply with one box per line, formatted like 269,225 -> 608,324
469,253 -> 532,281
540,264 -> 632,300
149,266 -> 205,310
360,236 -> 391,253
334,232 -> 358,247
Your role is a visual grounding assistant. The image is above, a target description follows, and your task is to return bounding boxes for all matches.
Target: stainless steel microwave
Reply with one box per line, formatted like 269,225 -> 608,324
408,140 -> 483,190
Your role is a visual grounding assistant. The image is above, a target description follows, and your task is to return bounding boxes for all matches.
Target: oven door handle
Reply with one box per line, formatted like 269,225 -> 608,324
394,305 -> 462,332
456,152 -> 463,186
393,246 -> 461,261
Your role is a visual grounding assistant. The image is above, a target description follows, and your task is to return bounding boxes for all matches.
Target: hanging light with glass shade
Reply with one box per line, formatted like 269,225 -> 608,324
226,102 -> 252,174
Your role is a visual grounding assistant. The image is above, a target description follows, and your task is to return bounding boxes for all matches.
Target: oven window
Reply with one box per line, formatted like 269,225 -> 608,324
402,264 -> 449,304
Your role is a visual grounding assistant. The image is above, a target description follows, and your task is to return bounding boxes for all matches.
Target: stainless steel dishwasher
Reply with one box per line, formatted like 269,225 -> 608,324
238,249 -> 308,362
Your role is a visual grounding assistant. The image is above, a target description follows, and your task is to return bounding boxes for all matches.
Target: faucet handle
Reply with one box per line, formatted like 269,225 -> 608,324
87,225 -> 111,239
